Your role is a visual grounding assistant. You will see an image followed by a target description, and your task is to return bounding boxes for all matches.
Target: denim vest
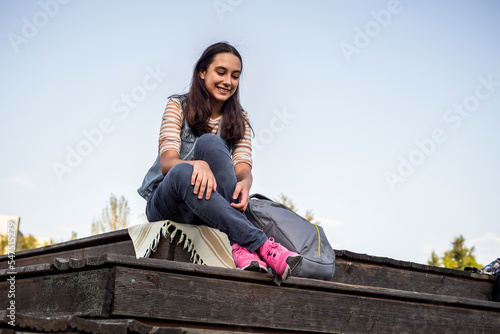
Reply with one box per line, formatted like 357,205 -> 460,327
137,97 -> 230,200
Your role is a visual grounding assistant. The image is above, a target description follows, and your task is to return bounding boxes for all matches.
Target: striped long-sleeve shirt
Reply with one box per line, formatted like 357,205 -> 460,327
159,97 -> 253,167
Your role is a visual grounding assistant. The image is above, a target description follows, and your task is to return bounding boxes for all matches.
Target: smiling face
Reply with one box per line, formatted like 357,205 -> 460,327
199,52 -> 241,114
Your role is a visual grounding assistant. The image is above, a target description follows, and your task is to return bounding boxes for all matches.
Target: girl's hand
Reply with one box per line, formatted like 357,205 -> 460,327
191,160 -> 217,200
231,179 -> 251,212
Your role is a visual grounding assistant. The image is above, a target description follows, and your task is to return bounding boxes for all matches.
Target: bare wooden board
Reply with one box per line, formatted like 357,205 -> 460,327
112,266 -> 500,333
0,240 -> 136,268
333,261 -> 493,301
101,254 -> 500,309
0,229 -> 131,261
0,268 -> 114,317
0,311 -> 295,334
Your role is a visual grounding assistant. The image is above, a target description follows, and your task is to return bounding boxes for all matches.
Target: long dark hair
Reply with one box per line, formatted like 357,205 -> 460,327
180,42 -> 249,144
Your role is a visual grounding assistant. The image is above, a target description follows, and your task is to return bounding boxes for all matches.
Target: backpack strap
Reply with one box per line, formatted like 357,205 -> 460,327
250,193 -> 273,201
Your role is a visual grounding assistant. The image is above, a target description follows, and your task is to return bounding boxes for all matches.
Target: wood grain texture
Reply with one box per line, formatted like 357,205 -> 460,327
0,229 -> 130,260
333,261 -> 493,301
0,268 -> 114,317
112,266 -> 500,333
102,254 -> 500,309
335,250 -> 495,280
0,240 -> 136,268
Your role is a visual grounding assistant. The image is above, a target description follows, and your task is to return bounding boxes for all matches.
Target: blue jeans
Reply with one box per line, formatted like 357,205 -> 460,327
146,134 -> 268,253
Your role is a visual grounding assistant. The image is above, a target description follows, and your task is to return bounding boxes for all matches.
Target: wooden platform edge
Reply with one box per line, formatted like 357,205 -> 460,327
0,228 -> 495,282
335,249 -> 496,281
0,312 -> 261,334
0,229 -> 131,261
2,253 -> 499,313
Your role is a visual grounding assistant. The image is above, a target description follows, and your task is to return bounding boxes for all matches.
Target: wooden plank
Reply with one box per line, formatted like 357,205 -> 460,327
91,319 -> 248,334
0,330 -> 15,334
112,267 -> 500,333
284,278 -> 500,311
138,318 -> 325,333
68,316 -> 120,334
0,229 -> 131,262
105,253 -> 273,283
102,254 -> 500,310
4,314 -> 289,334
163,328 -> 292,334
335,250 -> 495,280
14,314 -> 70,332
53,258 -> 70,271
333,261 -> 493,301
3,240 -> 136,268
69,258 -> 86,269
73,318 -> 285,334
0,268 -> 114,317
0,263 -> 53,278
3,252 -> 497,312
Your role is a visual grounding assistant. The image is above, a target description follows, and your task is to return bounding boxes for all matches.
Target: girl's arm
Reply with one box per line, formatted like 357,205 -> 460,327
160,149 -> 217,201
231,162 -> 253,212
158,97 -> 217,200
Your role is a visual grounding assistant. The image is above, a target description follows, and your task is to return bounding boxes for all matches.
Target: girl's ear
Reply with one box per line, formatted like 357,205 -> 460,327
199,69 -> 206,80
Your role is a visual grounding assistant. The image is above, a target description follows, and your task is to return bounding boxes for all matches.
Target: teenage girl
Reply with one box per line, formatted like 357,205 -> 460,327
138,42 -> 302,280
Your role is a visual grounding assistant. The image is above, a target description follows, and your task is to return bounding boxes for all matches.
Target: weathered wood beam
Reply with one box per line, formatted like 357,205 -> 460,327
0,229 -> 131,261
335,250 -> 494,280
333,260 -> 493,301
111,266 -> 500,333
0,263 -> 53,277
102,253 -> 498,305
1,253 -> 499,333
0,240 -> 136,268
0,268 -> 115,317
0,312 -> 290,334
0,330 -> 15,334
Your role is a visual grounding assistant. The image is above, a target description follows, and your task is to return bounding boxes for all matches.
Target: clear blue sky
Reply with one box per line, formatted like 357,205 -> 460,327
1,0 -> 499,266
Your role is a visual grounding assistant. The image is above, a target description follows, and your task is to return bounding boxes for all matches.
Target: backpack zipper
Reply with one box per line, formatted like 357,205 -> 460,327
314,224 -> 321,257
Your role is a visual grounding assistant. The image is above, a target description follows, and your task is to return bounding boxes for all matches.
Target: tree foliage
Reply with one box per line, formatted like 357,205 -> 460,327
0,234 -> 8,254
17,234 -> 39,251
70,231 -> 78,240
428,250 -> 440,267
0,233 -> 54,254
91,194 -> 130,235
275,193 -> 297,212
428,235 -> 482,270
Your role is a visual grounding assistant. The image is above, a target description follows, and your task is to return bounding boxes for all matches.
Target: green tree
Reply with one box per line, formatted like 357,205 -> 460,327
69,231 -> 78,240
16,234 -> 39,251
428,250 -> 440,267
1,232 -> 54,254
304,209 -> 321,225
0,234 -> 8,254
91,194 -> 130,235
428,235 -> 482,270
275,193 -> 297,212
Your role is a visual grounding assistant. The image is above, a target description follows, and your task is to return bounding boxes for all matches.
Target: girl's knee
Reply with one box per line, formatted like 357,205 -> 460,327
168,163 -> 193,180
194,134 -> 230,160
196,133 -> 224,149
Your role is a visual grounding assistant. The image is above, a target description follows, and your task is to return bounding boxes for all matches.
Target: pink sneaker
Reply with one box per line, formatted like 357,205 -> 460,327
259,238 -> 302,280
232,244 -> 267,273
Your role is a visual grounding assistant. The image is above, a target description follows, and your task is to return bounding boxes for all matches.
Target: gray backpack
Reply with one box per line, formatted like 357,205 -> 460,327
245,194 -> 335,281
